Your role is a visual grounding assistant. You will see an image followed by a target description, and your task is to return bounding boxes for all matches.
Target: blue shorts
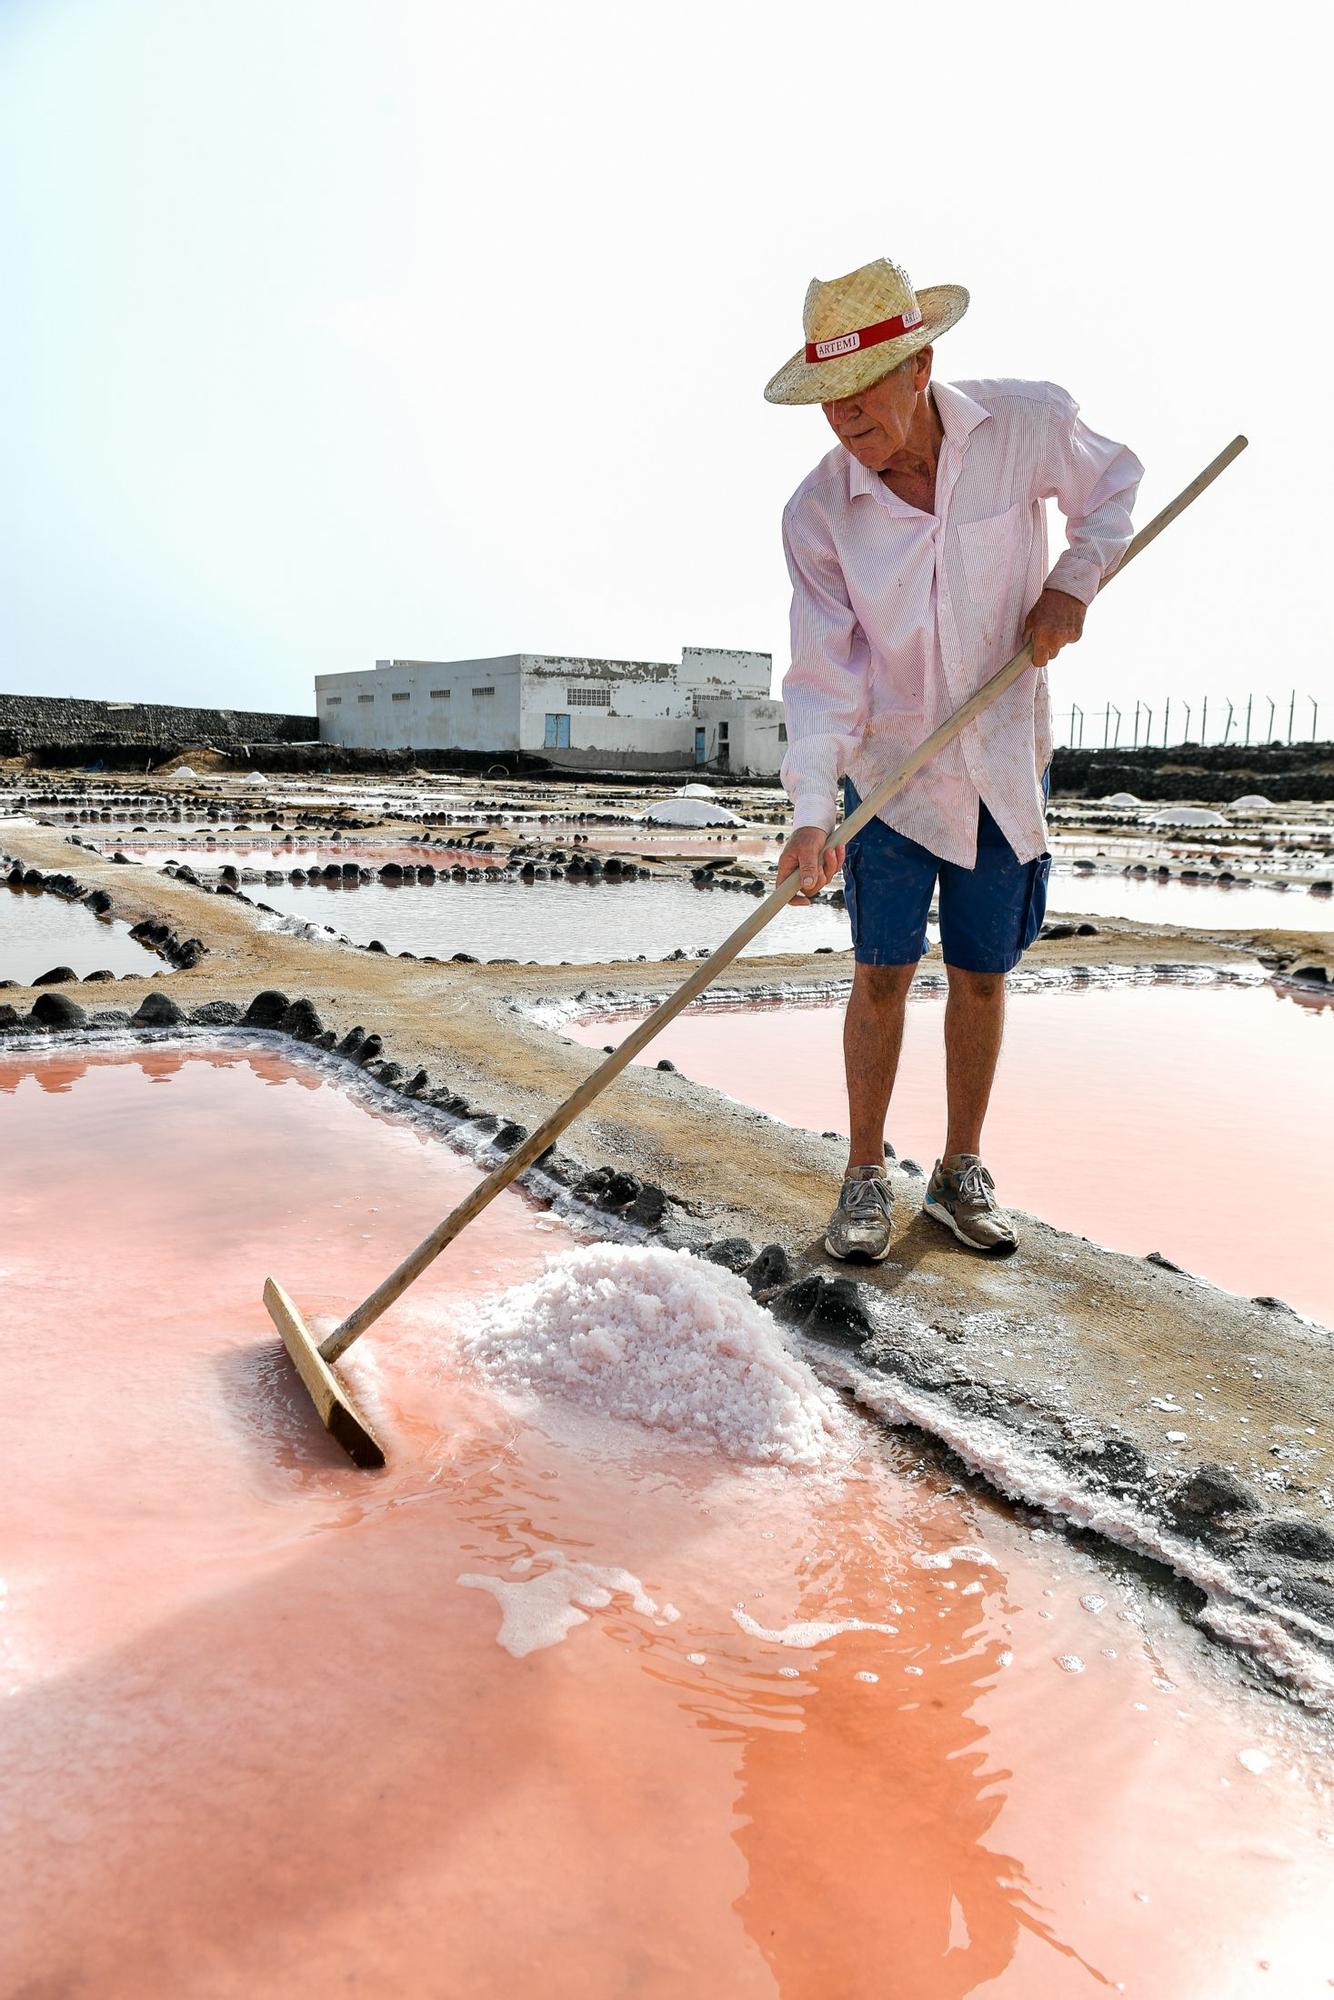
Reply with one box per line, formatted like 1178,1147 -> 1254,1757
841,776 -> 1051,974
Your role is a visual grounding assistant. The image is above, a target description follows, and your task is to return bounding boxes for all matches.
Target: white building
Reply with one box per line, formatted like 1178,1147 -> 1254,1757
315,646 -> 787,776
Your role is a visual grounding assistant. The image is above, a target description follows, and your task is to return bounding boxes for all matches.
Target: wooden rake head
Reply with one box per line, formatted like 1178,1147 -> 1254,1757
263,1278 -> 386,1470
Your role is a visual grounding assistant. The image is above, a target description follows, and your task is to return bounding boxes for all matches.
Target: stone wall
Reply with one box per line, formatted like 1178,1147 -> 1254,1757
0,692 -> 316,758
1049,739 -> 1334,803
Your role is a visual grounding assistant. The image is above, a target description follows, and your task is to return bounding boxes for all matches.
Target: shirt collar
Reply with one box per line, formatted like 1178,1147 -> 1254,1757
844,379 -> 992,499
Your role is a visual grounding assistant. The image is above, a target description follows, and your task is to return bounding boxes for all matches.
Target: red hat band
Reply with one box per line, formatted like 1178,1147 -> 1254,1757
804,304 -> 924,366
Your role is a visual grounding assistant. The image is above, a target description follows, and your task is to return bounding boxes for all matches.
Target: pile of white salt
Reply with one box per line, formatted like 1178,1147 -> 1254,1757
456,1243 -> 841,1466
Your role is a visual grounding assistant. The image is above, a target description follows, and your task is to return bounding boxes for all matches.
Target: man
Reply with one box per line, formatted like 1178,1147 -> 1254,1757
767,257 -> 1141,1263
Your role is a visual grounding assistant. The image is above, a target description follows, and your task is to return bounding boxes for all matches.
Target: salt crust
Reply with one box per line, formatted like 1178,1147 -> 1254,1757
812,1344 -> 1334,1711
456,1243 -> 843,1466
459,1551 -> 679,1658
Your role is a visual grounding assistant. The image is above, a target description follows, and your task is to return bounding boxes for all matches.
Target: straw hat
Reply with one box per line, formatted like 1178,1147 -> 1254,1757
764,257 -> 968,406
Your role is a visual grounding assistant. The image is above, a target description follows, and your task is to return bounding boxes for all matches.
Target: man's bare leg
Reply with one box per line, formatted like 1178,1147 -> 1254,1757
942,965 -> 1005,1159
843,961 -> 916,1172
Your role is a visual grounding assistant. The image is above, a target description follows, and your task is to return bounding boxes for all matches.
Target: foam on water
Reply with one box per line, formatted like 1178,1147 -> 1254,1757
456,1243 -> 843,1466
458,1551 -> 680,1657
732,1609 -> 901,1648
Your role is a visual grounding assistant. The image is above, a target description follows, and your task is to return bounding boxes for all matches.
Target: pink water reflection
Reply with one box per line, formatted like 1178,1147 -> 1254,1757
567,981 -> 1334,1325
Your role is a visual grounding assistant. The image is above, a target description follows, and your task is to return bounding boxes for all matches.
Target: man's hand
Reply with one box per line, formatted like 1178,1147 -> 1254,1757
1022,587 -> 1086,668
778,826 -> 845,904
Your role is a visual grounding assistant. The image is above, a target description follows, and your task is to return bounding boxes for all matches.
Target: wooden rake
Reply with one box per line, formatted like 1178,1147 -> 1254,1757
265,435 -> 1248,1467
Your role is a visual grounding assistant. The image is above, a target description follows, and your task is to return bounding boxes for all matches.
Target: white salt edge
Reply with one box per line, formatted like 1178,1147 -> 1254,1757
456,1244 -> 842,1466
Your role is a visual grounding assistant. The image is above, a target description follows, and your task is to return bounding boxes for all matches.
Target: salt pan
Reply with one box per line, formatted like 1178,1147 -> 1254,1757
457,1244 -> 841,1465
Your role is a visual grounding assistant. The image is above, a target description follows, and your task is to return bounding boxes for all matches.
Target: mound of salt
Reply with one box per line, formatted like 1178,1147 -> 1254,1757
1102,791 -> 1140,806
457,1243 -> 840,1465
1147,805 -> 1228,827
642,797 -> 745,828
1230,794 -> 1272,810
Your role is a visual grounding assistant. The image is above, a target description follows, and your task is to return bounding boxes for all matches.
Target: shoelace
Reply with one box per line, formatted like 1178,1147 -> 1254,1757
953,1160 -> 996,1208
843,1176 -> 890,1216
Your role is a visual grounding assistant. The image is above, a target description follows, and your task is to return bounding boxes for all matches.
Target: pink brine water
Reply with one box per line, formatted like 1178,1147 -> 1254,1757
2,1045 -> 1329,1997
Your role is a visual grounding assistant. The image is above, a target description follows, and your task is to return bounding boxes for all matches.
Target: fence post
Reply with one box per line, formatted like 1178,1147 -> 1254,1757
1265,696 -> 1275,741
1288,690 -> 1297,741
1163,697 -> 1171,747
1244,693 -> 1252,745
1201,695 -> 1208,744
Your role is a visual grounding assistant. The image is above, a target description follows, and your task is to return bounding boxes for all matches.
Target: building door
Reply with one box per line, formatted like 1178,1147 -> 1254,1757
717,720 -> 730,771
544,713 -> 571,750
694,726 -> 707,765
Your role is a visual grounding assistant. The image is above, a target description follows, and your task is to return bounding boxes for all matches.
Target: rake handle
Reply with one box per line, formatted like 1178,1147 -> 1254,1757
319,434 -> 1247,1363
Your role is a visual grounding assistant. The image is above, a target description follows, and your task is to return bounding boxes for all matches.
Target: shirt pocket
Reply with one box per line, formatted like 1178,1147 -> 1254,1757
953,498 -> 1031,656
955,499 -> 1025,603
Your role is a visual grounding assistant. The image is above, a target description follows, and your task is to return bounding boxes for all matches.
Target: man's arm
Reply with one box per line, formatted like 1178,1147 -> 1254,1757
1024,390 -> 1144,667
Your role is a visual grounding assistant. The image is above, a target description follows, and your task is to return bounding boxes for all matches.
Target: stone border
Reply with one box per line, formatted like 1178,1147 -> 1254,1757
2,980 -> 1330,1703
0,849 -> 207,987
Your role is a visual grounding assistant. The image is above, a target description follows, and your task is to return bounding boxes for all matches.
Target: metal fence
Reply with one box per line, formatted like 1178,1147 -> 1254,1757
1050,690 -> 1323,751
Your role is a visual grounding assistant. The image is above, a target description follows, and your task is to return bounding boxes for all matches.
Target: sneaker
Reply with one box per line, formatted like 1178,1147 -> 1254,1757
824,1164 -> 894,1263
923,1155 -> 1018,1255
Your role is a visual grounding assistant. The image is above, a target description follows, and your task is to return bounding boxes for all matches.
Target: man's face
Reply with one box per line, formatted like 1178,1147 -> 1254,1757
822,348 -> 932,469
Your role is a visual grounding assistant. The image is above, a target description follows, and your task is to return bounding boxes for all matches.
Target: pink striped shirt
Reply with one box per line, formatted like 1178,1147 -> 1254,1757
780,378 -> 1142,867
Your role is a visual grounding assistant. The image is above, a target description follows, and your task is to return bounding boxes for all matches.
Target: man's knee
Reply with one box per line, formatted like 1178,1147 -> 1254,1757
854,962 -> 916,1007
946,965 -> 1006,1005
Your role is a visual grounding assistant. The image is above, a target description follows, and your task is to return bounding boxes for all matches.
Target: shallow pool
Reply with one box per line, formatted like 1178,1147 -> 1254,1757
0,884 -> 163,982
4,1044 -> 1328,1995
258,873 -> 854,961
1047,868 -> 1334,933
567,980 -> 1334,1325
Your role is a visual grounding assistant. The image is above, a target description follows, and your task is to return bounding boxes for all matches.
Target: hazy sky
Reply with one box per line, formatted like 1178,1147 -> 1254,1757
2,0 -> 1328,747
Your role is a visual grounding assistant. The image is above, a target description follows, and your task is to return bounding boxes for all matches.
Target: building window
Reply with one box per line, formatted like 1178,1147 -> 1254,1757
391,691 -> 410,703
325,696 -> 342,706
544,714 -> 571,750
430,688 -> 450,700
566,686 -> 610,707
358,695 -> 374,704
777,723 -> 787,742
472,686 -> 495,699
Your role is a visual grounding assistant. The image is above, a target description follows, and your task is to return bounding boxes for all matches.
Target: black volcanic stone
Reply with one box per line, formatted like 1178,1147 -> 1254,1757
356,1034 -> 383,1065
1168,1463 -> 1258,1532
29,991 -> 87,1029
624,1183 -> 669,1227
772,1273 -> 872,1346
0,1003 -> 21,1030
32,965 -> 77,985
190,1000 -> 243,1026
493,1120 -> 529,1153
744,1243 -> 793,1294
703,1237 -> 756,1274
132,992 -> 186,1027
278,997 -> 324,1042
243,989 -> 291,1027
1249,1515 -> 1334,1563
